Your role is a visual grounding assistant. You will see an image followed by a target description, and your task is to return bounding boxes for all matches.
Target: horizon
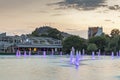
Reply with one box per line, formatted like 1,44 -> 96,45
0,0 -> 120,39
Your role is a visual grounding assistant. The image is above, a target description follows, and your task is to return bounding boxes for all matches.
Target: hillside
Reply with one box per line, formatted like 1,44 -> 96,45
30,26 -> 72,39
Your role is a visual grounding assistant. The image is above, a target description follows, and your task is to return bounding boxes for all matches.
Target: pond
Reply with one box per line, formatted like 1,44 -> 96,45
0,55 -> 120,80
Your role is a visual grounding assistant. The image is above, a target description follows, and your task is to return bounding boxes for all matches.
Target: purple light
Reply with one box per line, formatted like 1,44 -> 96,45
78,51 -> 81,60
43,51 -> 46,58
70,50 -> 75,64
111,52 -> 114,59
92,51 -> 95,60
16,50 -> 21,58
75,51 -> 80,69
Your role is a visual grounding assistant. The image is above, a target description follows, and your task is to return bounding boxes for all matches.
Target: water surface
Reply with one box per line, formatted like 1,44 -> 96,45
0,55 -> 120,80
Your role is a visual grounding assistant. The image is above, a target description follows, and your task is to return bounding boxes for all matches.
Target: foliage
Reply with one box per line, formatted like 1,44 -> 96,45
62,35 -> 87,53
47,28 -> 63,40
30,26 -> 64,40
110,29 -> 120,37
87,43 -> 98,52
88,35 -> 107,52
107,35 -> 120,52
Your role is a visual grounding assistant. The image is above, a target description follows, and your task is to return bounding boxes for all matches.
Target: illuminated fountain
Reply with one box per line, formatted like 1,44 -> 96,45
43,51 -> 46,58
16,50 -> 21,57
78,51 -> 81,60
70,50 -> 74,64
75,51 -> 80,69
111,52 -> 114,59
92,51 -> 95,60
24,51 -> 27,57
70,47 -> 75,64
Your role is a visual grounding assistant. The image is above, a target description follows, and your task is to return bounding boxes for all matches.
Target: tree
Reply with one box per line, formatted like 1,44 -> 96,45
108,35 -> 120,52
31,28 -> 40,37
88,36 -> 107,52
110,29 -> 120,37
62,35 -> 87,53
87,43 -> 98,52
48,28 -> 63,40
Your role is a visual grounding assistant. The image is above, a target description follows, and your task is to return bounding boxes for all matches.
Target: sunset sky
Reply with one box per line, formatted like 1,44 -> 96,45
0,0 -> 120,39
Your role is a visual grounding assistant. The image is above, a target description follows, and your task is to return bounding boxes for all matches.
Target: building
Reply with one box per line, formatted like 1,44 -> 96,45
88,27 -> 103,39
0,33 -> 62,54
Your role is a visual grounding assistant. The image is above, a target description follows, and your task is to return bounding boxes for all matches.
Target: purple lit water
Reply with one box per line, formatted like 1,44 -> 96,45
0,55 -> 120,80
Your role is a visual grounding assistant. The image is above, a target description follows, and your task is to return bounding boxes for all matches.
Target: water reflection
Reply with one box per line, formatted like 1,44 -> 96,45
0,56 -> 120,80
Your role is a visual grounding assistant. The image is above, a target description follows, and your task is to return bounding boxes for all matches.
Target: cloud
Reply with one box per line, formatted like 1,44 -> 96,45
104,19 -> 111,22
49,0 -> 106,11
51,13 -> 64,16
38,10 -> 48,13
65,28 -> 79,31
0,0 -> 33,10
108,5 -> 120,10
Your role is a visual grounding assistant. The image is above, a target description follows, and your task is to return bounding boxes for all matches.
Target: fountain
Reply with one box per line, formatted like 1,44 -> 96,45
78,51 -> 81,60
92,51 -> 95,60
24,51 -> 27,57
16,50 -> 21,57
70,47 -> 75,64
75,51 -> 80,69
70,50 -> 75,64
111,52 -> 114,59
43,51 -> 46,58
16,50 -> 19,57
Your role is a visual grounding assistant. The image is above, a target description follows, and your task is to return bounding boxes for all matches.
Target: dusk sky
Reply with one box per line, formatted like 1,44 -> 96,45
0,0 -> 120,39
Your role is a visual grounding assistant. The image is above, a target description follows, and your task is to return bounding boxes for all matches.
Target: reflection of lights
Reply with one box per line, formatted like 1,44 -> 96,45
34,48 -> 37,52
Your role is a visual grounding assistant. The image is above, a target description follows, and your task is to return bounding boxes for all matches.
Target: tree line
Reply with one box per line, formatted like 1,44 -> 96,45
62,29 -> 120,55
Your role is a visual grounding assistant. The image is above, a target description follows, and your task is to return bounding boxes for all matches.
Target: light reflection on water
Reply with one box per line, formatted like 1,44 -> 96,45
0,56 -> 120,80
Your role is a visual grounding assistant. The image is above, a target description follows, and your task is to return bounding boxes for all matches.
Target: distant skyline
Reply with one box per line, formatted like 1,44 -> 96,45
0,0 -> 120,39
